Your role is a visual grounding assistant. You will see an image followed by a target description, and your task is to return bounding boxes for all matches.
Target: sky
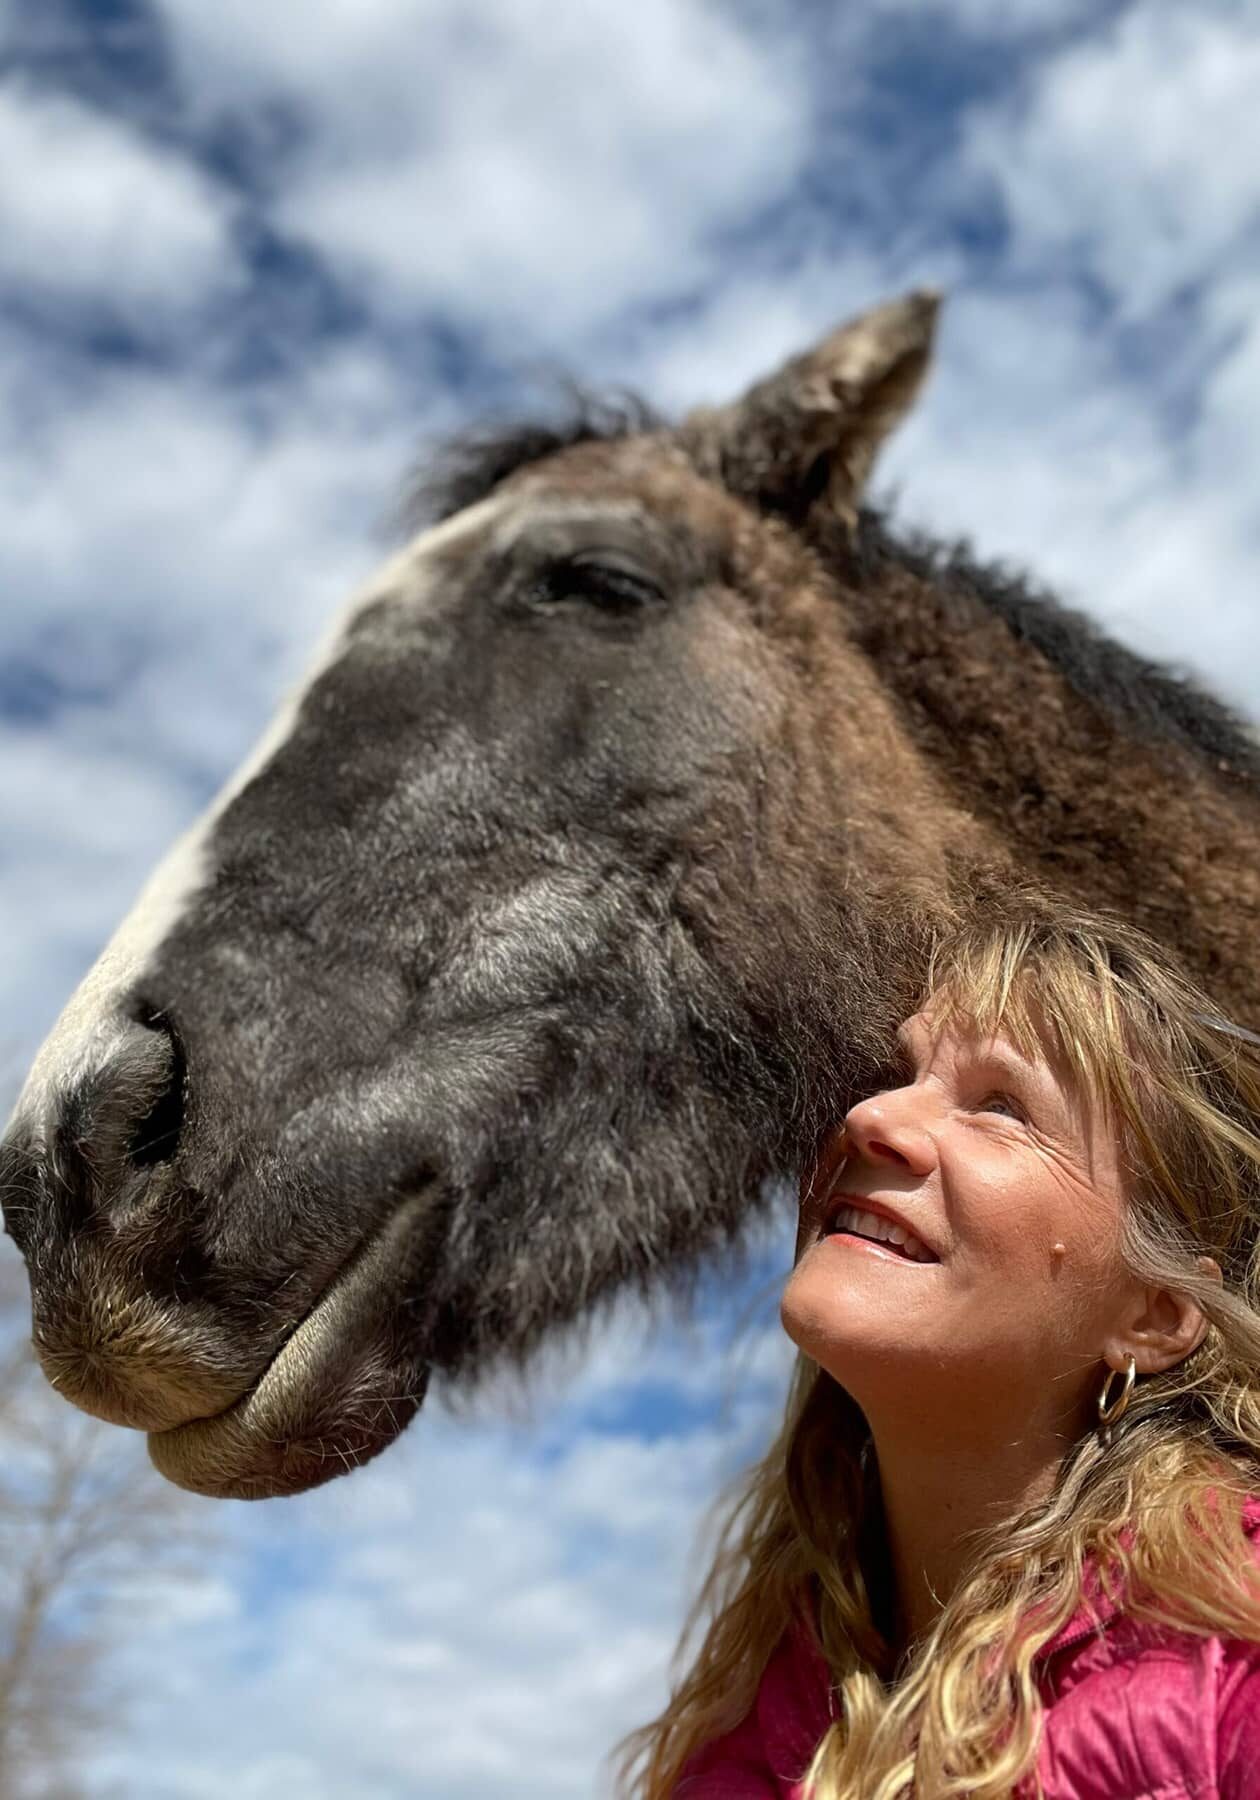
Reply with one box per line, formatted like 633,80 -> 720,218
1,0 -> 1259,1793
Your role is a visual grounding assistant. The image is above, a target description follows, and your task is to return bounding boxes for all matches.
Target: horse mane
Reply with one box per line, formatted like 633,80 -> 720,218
851,511 -> 1260,781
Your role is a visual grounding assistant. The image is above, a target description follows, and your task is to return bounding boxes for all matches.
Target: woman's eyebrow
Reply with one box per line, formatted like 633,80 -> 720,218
971,1047 -> 1067,1111
892,1021 -> 1046,1088
974,1047 -> 1032,1083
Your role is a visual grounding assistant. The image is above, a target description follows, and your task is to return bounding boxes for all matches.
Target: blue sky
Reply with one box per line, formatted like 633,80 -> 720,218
2,0 -> 1260,1793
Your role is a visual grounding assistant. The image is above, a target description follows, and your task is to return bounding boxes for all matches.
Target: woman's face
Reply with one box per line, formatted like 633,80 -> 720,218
781,1011 -> 1142,1440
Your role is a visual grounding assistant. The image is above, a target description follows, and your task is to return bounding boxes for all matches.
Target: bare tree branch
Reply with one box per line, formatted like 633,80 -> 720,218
0,1241 -> 217,1798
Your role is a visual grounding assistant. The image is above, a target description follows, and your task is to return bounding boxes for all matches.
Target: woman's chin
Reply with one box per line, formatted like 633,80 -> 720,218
781,1291 -> 896,1383
780,1259 -> 947,1397
784,1231 -> 934,1321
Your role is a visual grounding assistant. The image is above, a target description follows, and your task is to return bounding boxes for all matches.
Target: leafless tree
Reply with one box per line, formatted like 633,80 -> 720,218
0,1241 -> 212,1799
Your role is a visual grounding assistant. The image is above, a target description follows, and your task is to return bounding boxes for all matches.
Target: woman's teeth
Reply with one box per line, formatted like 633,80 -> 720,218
831,1205 -> 933,1263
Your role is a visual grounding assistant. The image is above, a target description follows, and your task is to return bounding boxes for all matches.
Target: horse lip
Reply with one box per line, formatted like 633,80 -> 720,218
147,1188 -> 436,1499
152,1230 -> 369,1431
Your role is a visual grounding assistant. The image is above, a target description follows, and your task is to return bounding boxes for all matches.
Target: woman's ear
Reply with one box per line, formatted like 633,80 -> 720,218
1105,1257 -> 1222,1375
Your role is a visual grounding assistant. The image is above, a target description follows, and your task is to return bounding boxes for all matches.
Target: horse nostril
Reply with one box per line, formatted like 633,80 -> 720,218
126,1006 -> 186,1169
52,1009 -> 186,1215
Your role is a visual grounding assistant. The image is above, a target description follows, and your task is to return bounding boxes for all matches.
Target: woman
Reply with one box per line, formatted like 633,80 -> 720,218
619,900 -> 1260,1799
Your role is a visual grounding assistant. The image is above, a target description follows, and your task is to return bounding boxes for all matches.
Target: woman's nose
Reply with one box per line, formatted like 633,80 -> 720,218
844,1088 -> 937,1174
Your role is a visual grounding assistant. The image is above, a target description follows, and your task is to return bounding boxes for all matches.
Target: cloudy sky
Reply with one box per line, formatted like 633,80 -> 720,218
2,0 -> 1259,1793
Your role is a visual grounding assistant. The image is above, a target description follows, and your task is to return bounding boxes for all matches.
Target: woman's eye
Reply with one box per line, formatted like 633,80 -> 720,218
977,1092 -> 1026,1122
532,558 -> 665,614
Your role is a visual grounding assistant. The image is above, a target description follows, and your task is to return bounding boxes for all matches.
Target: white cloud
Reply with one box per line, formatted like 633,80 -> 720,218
0,334 -> 409,649
875,0 -> 1098,31
0,81 -> 240,321
963,3 -> 1260,318
154,0 -> 810,340
0,725 -> 201,1046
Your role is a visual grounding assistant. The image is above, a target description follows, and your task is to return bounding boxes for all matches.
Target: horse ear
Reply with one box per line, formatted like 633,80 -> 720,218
684,289 -> 941,529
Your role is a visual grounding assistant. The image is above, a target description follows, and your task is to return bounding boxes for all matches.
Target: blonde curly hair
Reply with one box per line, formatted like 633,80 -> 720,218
617,897 -> 1260,1799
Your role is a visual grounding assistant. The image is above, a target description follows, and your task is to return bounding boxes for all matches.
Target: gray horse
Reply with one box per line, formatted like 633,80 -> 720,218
4,293 -> 1259,1500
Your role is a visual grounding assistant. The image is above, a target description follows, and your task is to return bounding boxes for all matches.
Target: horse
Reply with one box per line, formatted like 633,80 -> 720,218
4,292 -> 1259,1500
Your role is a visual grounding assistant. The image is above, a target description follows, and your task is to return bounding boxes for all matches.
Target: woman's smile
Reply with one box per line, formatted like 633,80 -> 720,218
824,1201 -> 938,1264
821,1229 -> 935,1266
824,1191 -> 940,1262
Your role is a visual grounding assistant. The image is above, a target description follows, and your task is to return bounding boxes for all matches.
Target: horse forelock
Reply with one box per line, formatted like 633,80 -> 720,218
399,389 -> 665,535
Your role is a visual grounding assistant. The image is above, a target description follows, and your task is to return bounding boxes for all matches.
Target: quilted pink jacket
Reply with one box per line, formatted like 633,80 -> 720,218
676,1499 -> 1260,1799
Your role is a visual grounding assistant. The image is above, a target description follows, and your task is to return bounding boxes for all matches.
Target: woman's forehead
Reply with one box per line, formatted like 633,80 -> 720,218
902,1006 -> 1084,1098
901,1007 -> 1039,1058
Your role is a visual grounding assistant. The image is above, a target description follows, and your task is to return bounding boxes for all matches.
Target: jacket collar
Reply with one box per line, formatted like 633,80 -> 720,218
1037,1491 -> 1260,1662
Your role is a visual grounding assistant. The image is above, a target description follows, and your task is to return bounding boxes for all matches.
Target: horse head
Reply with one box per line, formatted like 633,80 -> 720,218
0,293 -> 981,1496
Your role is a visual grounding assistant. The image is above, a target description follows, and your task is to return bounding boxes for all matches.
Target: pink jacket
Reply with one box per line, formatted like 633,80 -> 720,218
676,1500 -> 1260,1799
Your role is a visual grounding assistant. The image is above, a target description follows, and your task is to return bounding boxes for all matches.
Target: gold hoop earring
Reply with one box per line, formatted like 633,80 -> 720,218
1097,1354 -> 1137,1444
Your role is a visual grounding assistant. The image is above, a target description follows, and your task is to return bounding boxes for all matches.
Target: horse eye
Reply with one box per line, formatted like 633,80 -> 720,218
532,558 -> 666,615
